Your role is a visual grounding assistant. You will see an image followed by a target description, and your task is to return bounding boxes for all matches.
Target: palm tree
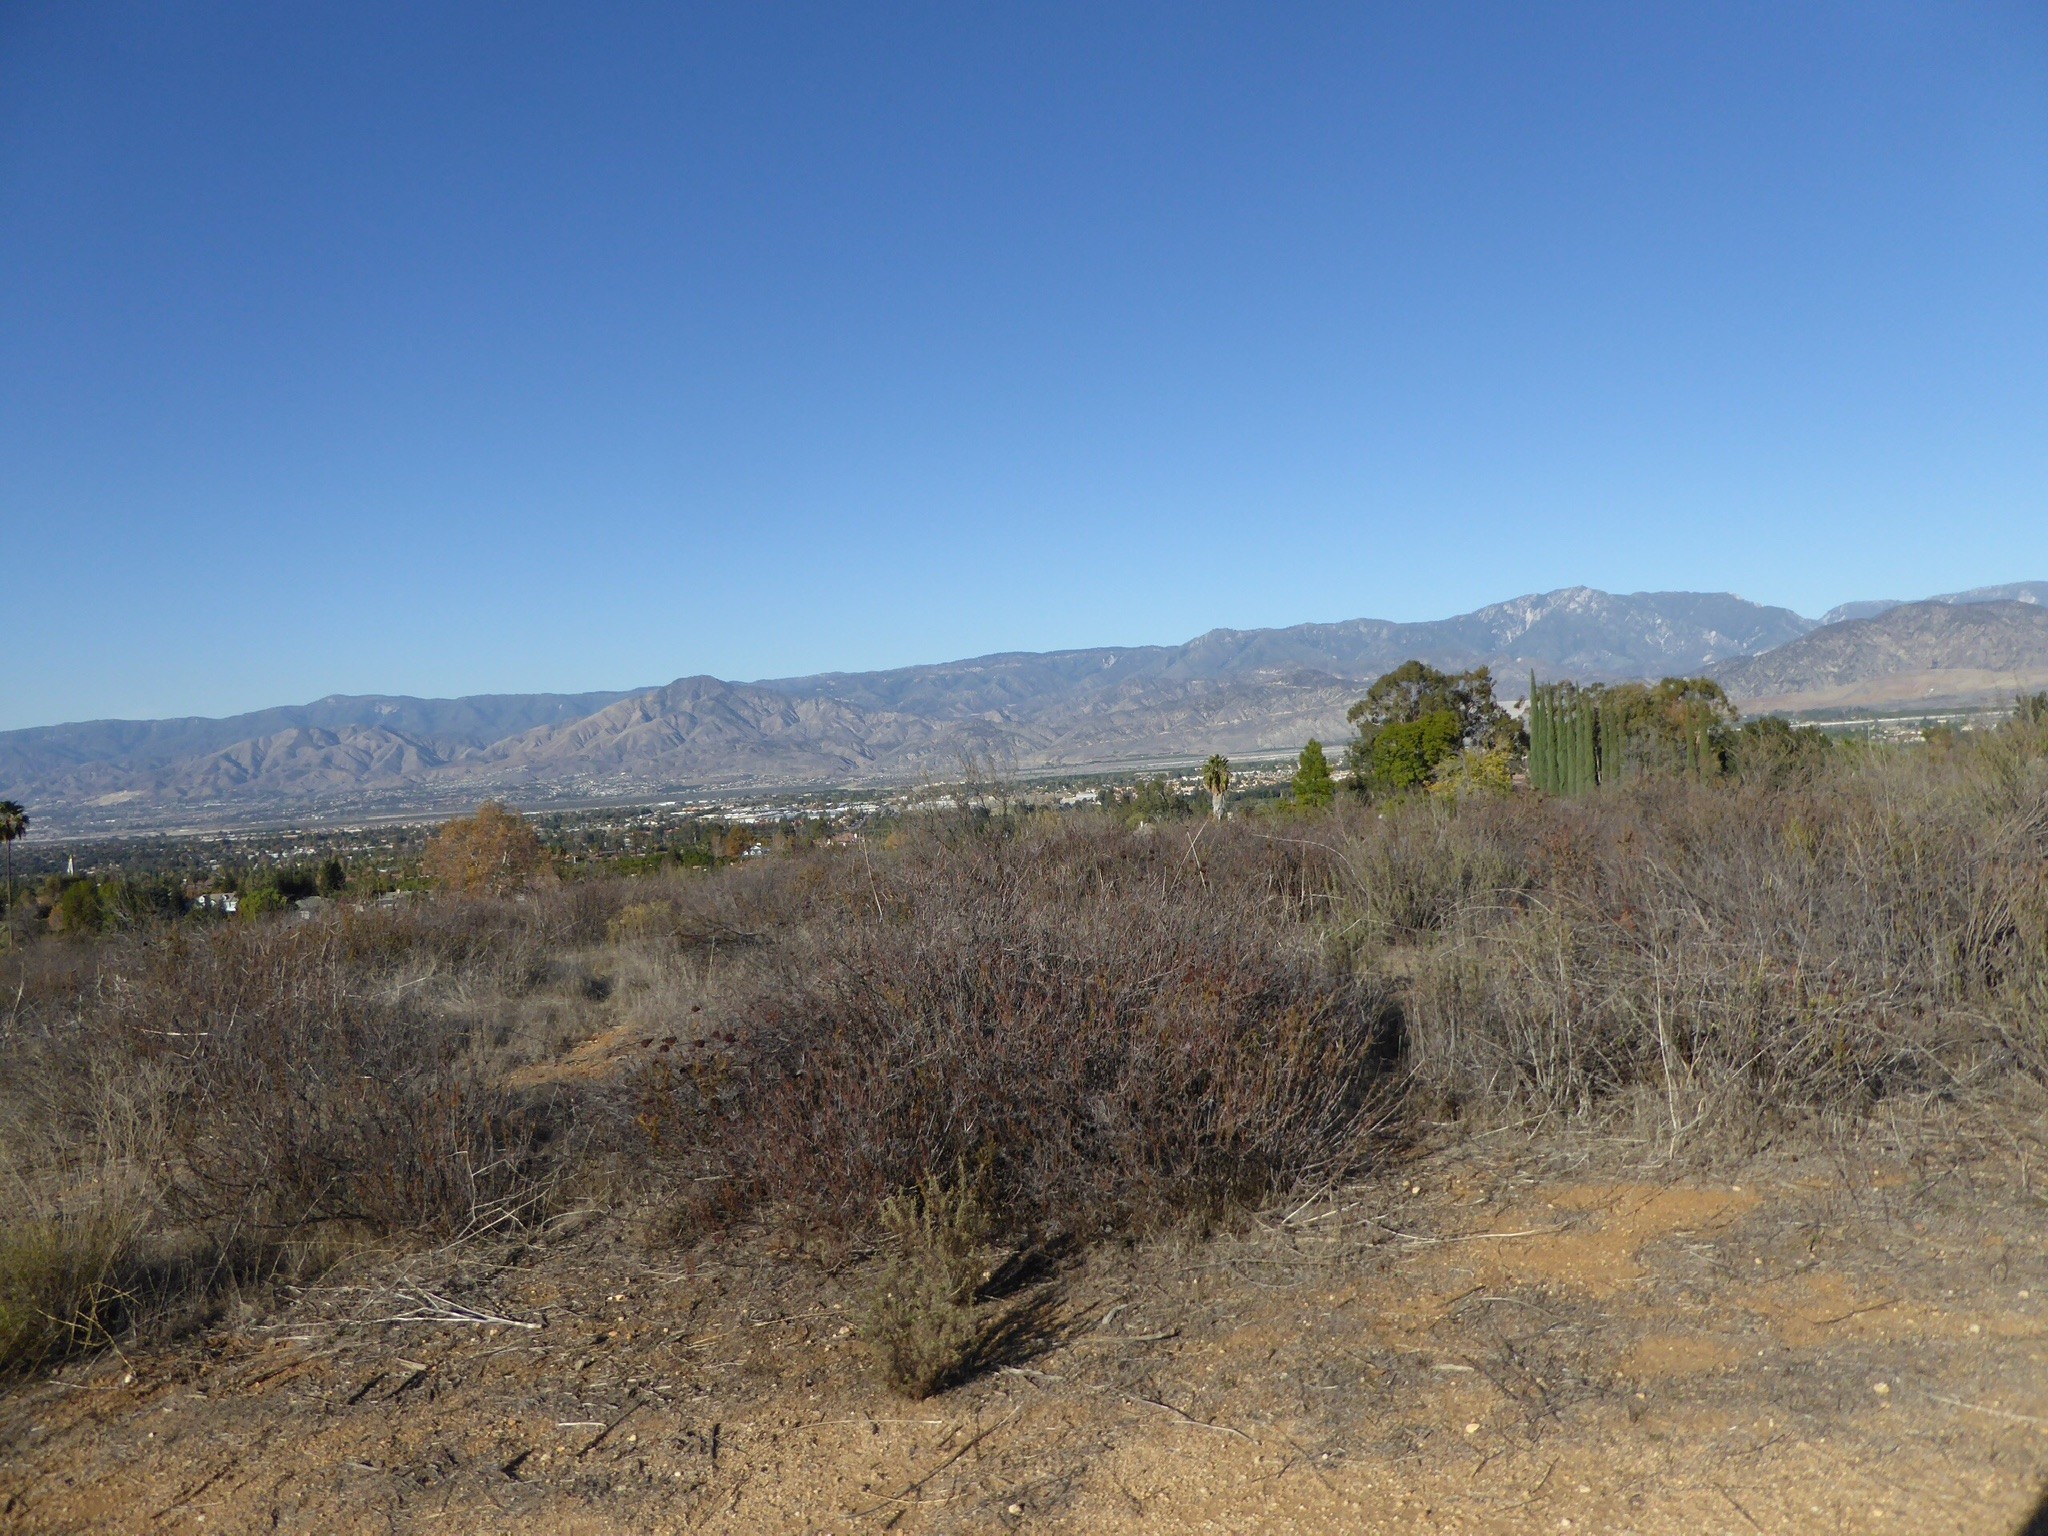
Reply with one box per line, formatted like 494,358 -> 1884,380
0,800 -> 25,915
1201,755 -> 1231,821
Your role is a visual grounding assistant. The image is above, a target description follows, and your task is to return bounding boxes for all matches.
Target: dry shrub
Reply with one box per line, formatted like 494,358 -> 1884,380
4,916 -> 580,1267
0,1028 -> 191,1377
676,822 -> 1399,1241
1329,802 -> 1528,947
609,901 -> 676,945
1362,731 -> 2048,1133
334,879 -> 631,985
123,924 -> 565,1239
0,885 -> 656,1380
606,890 -> 775,953
7,718 -> 2041,1382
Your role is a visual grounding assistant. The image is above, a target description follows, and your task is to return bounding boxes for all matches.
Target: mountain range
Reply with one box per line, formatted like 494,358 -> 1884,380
1710,599 -> 2048,713
1817,581 -> 2048,626
8,583 -> 2046,833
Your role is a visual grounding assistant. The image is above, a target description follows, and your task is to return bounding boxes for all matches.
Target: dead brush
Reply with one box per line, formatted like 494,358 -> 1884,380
0,898 -> 605,1382
1373,732 -> 2048,1138
859,1162 -> 999,1398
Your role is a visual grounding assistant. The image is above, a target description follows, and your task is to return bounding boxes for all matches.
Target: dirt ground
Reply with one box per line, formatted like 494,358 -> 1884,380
6,1137 -> 2048,1535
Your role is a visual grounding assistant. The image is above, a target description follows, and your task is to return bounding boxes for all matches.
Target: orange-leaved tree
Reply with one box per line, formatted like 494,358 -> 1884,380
423,801 -> 547,897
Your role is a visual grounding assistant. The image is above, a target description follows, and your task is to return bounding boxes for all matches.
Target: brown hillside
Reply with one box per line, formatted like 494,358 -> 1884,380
1715,599 -> 2048,711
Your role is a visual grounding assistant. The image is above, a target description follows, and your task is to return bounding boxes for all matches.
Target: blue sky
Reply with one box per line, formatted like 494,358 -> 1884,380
5,3 -> 2047,730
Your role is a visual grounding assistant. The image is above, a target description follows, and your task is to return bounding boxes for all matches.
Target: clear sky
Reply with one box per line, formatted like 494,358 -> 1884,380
5,3 -> 2047,731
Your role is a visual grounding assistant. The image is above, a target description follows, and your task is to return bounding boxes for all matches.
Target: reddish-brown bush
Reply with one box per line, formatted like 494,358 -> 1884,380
672,823 -> 1399,1240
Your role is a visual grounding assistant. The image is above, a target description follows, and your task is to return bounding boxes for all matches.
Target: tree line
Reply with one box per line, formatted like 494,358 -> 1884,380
1224,659 -> 1867,817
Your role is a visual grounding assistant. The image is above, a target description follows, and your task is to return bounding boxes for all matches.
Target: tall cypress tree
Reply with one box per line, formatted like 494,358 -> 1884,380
1529,676 -> 1554,792
1560,691 -> 1577,793
1575,694 -> 1597,793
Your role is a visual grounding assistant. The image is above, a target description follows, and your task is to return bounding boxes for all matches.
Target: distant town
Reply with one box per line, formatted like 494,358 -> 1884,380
6,755 -> 1313,889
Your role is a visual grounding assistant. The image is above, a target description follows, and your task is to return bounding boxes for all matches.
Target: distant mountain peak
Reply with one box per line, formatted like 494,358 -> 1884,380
1820,581 -> 2048,627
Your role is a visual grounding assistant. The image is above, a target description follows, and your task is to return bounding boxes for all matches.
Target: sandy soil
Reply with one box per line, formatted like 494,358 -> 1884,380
6,1142 -> 2048,1535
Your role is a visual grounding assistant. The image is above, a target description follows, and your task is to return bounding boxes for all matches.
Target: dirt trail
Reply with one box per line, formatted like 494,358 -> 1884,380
5,1147 -> 2047,1534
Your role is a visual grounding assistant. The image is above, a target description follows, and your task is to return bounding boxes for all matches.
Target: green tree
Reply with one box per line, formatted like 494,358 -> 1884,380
53,879 -> 103,935
1345,662 -> 1512,796
1429,744 -> 1514,802
1202,755 -> 1232,820
1370,711 -> 1464,791
1728,716 -> 1832,787
315,857 -> 348,896
1347,661 -> 1510,742
1130,775 -> 1189,820
0,800 -> 24,914
238,886 -> 289,920
1530,675 -> 1738,792
1291,739 -> 1335,808
93,875 -> 185,928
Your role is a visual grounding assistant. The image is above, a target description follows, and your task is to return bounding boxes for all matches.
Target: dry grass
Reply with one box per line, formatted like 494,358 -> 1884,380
1354,728 -> 2048,1143
0,886 -> 653,1376
0,1204 -> 145,1377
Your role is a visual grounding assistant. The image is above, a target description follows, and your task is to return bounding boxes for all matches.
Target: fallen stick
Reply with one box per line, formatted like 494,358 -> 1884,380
1374,1223 -> 1572,1245
1929,1394 -> 2048,1429
377,1283 -> 541,1330
1126,1394 -> 1253,1442
576,1399 -> 645,1457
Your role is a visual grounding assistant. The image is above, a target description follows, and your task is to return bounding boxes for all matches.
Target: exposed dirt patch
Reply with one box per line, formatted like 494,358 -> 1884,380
1445,1181 -> 1765,1298
6,1141 -> 2048,1534
1621,1332 -> 1744,1379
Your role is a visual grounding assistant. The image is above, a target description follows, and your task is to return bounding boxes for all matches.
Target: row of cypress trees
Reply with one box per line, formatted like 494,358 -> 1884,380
1528,673 -> 1733,793
1526,676 -> 1600,794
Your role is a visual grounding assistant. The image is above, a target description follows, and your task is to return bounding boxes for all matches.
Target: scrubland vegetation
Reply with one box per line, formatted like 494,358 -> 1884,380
3,680 -> 2047,1408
